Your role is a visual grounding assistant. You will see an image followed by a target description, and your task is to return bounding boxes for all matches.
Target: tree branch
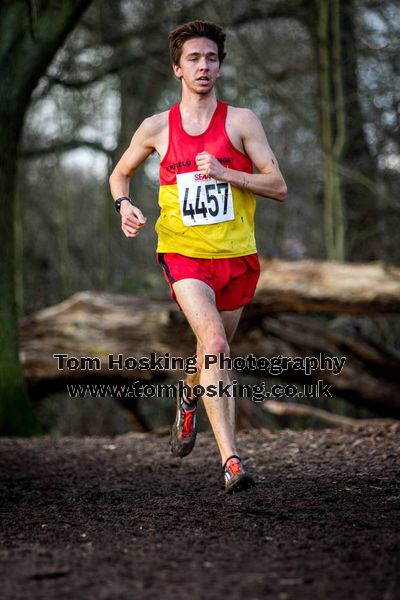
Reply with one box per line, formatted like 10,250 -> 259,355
338,163 -> 394,206
262,399 -> 398,428
235,31 -> 314,130
223,0 -> 308,27
77,0 -> 206,50
0,0 -> 92,105
20,140 -> 113,159
46,47 -> 168,89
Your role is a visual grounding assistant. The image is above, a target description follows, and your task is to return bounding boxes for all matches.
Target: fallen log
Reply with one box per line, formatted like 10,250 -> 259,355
256,258 -> 400,313
232,313 -> 400,416
19,288 -> 400,417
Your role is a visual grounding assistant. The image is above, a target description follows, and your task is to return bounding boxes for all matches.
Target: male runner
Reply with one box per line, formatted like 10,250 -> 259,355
109,20 -> 287,494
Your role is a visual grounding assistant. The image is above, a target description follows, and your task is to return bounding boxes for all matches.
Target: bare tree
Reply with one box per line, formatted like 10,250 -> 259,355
0,0 -> 92,435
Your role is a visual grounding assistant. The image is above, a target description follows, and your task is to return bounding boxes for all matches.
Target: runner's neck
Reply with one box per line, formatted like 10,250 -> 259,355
179,93 -> 219,136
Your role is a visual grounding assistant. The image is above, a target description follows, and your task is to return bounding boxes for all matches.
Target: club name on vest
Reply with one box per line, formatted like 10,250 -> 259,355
166,157 -> 233,171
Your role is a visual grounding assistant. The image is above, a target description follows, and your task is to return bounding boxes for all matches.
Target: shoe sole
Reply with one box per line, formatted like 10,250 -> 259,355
225,473 -> 256,494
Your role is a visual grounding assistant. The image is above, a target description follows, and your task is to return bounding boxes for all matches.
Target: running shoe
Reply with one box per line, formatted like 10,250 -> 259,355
170,393 -> 198,458
223,454 -> 255,494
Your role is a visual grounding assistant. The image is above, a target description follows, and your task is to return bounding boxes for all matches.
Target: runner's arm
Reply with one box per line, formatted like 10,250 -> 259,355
195,109 -> 287,201
109,118 -> 156,237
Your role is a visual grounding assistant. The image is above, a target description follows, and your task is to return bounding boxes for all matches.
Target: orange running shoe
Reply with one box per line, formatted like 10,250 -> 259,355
223,455 -> 255,494
170,393 -> 198,458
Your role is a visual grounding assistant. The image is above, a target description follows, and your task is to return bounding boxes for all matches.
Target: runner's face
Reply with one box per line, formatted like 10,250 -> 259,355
173,37 -> 220,94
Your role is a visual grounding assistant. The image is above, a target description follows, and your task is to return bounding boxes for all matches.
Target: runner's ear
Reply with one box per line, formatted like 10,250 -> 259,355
172,64 -> 182,80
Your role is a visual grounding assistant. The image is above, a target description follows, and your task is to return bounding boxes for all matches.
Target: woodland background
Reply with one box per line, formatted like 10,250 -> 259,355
1,0 -> 400,435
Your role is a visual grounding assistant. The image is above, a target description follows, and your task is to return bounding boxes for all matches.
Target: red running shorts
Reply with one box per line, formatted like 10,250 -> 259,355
156,252 -> 260,311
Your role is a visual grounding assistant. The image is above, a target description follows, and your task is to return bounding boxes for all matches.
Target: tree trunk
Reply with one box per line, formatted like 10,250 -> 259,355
306,0 -> 381,261
0,114 -> 39,435
317,0 -> 346,260
0,0 -> 92,435
339,0 -> 381,261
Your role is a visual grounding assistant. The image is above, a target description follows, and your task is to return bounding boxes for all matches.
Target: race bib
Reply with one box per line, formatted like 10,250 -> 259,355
176,171 -> 234,226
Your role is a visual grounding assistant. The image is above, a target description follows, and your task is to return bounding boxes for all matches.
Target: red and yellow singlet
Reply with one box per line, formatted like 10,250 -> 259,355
156,100 -> 257,258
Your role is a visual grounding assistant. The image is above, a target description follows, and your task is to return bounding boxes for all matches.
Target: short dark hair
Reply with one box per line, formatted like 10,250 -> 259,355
169,20 -> 226,66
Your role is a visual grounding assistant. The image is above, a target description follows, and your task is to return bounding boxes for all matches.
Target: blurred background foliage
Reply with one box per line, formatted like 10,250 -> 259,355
19,0 -> 400,313
13,0 -> 400,434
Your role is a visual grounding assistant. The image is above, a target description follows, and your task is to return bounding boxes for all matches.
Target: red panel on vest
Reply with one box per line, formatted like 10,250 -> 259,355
159,101 -> 252,186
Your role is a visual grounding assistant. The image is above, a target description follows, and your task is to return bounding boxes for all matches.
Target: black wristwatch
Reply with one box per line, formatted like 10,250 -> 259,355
115,196 -> 133,213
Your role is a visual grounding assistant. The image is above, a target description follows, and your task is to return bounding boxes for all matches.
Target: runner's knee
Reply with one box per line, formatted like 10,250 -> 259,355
202,335 -> 229,358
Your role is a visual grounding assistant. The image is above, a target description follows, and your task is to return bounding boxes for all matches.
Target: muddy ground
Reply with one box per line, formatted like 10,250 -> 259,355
1,425 -> 400,600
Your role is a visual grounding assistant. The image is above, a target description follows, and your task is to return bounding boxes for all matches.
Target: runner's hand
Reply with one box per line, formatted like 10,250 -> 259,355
120,202 -> 147,238
195,152 -> 225,179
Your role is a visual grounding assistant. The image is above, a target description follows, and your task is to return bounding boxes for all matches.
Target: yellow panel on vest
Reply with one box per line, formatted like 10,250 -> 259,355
156,183 -> 257,258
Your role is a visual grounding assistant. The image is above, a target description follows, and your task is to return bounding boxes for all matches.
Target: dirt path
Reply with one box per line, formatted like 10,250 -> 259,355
1,425 -> 400,599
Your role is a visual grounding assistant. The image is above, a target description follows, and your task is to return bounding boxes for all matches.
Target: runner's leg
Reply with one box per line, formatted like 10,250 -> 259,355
172,278 -> 243,465
186,307 -> 243,387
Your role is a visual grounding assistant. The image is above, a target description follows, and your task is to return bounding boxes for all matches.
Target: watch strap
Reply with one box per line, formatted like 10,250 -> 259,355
115,196 -> 133,213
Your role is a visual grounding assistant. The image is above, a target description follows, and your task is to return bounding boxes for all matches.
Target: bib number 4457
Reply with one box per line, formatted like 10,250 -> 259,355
177,172 -> 234,226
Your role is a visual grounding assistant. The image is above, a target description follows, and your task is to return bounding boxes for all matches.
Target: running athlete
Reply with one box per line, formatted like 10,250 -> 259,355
109,21 -> 287,494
